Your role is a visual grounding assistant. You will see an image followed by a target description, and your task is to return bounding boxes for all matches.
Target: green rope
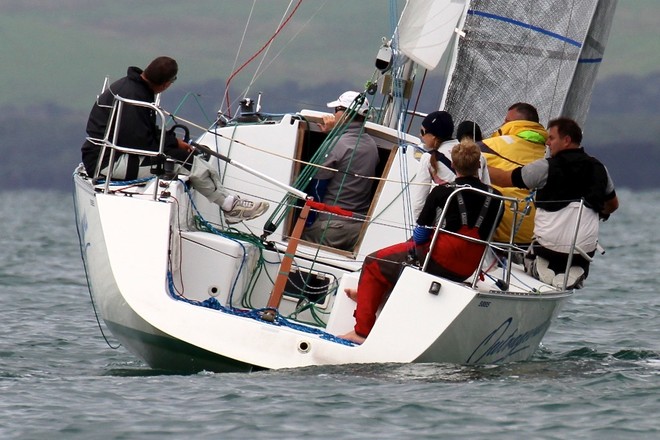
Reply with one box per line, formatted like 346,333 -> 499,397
193,214 -> 268,308
263,92 -> 371,235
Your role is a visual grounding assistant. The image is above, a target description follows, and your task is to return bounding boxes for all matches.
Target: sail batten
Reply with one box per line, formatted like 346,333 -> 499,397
467,9 -> 583,48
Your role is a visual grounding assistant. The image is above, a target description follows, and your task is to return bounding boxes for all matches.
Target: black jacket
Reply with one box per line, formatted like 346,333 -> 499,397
81,67 -> 178,176
536,148 -> 612,213
417,176 -> 503,240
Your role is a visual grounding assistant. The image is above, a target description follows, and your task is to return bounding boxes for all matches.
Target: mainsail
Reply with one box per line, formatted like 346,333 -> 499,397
440,0 -> 618,134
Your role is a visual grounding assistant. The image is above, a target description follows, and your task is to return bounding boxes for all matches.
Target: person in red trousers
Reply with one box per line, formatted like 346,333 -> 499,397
340,141 -> 503,344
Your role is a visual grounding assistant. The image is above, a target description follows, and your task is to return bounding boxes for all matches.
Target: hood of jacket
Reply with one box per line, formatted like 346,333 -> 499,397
493,120 -> 548,145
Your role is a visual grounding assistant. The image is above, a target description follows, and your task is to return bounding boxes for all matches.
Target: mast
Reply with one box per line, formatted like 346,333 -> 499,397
380,0 -> 468,130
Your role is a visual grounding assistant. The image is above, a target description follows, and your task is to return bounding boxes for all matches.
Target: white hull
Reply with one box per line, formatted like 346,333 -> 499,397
71,0 -> 620,373
74,113 -> 571,373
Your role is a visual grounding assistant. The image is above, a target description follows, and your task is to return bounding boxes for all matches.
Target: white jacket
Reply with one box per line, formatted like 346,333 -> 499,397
410,140 -> 490,220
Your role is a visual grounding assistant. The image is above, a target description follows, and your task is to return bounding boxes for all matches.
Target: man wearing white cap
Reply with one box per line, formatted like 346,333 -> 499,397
302,91 -> 379,251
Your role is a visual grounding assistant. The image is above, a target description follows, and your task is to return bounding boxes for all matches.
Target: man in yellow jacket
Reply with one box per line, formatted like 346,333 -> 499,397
480,103 -> 547,246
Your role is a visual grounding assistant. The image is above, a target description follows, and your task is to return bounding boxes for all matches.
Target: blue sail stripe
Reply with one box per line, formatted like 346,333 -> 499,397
468,9 -> 583,48
578,58 -> 603,63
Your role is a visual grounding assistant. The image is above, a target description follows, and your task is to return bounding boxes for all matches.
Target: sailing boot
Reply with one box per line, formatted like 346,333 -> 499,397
188,156 -> 269,223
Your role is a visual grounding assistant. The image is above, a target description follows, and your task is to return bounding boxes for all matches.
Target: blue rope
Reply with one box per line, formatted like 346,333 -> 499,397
96,176 -> 156,186
182,181 -> 249,305
166,272 -> 355,346
171,183 -> 355,346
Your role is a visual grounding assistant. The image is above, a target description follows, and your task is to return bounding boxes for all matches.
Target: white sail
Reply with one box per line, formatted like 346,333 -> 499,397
398,0 -> 467,70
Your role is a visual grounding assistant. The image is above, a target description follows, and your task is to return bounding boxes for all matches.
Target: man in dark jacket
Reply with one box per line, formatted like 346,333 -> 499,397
489,117 -> 619,288
81,56 -> 268,224
81,56 -> 190,180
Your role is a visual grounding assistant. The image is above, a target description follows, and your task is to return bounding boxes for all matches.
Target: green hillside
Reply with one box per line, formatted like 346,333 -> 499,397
602,0 -> 659,75
0,1 -> 657,191
0,1 -> 395,111
0,0 -> 657,112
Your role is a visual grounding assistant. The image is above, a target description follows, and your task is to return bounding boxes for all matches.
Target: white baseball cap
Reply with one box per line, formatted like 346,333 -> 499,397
326,91 -> 370,116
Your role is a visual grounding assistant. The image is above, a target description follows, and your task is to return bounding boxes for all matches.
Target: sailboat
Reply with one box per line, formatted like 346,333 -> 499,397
73,0 -> 617,373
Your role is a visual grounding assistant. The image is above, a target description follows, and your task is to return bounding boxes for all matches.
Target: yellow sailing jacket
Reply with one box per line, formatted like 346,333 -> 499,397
481,120 -> 548,244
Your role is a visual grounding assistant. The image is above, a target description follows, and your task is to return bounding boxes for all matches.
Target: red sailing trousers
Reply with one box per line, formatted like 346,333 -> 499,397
353,241 -> 418,337
353,228 -> 485,338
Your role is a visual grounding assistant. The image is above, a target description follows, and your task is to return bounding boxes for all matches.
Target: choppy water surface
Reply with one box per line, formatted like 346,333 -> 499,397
0,189 -> 658,439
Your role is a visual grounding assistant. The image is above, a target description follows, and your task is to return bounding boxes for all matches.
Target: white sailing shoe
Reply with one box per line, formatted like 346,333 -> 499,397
223,196 -> 269,224
551,266 -> 585,290
532,256 -> 555,284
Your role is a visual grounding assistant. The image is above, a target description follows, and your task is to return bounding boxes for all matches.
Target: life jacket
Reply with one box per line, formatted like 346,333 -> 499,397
536,148 -> 609,213
429,190 -> 494,281
479,120 -> 547,244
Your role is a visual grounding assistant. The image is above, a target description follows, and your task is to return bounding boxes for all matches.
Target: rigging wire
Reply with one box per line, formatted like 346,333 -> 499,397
162,110 -> 434,193
406,68 -> 428,133
386,19 -> 418,239
230,0 -> 257,79
243,0 -> 296,100
239,0 -> 330,107
223,0 -> 304,117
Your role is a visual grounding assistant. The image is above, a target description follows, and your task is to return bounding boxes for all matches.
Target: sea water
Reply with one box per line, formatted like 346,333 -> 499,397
0,189 -> 658,439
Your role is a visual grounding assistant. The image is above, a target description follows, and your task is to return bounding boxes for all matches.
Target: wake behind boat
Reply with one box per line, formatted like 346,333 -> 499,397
74,0 -> 617,373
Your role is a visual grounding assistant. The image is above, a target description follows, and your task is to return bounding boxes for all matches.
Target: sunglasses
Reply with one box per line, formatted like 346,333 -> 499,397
334,106 -> 347,113
420,127 -> 427,136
